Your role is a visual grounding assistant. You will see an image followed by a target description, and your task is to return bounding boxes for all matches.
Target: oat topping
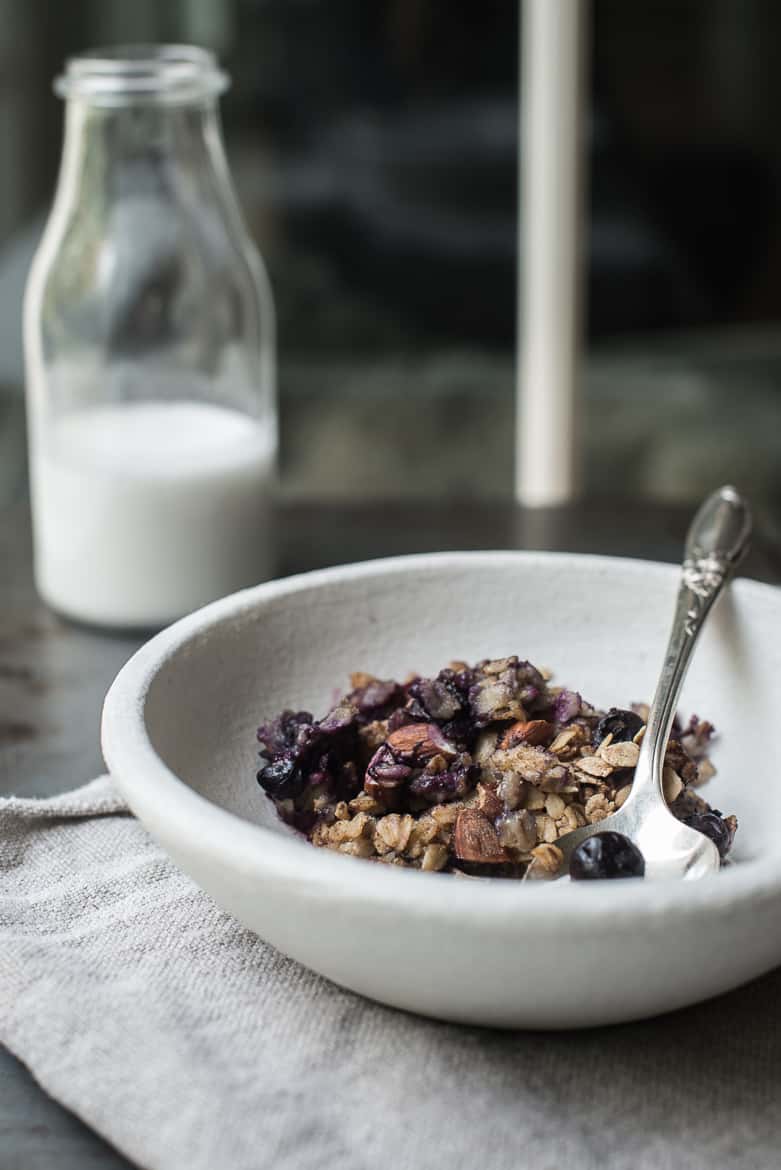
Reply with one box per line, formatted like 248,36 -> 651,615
255,656 -> 736,879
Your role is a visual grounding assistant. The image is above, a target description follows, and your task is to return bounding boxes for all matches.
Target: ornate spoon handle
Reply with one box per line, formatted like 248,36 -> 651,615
629,486 -> 752,803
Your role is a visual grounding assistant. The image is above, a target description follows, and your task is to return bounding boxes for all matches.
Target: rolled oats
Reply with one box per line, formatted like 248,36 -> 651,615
584,793 -> 611,823
348,791 -> 384,815
575,755 -> 615,780
421,843 -> 450,872
329,812 -> 374,845
562,803 -> 585,830
338,838 -> 376,858
430,803 -> 461,829
359,719 -> 391,752
535,813 -> 559,844
662,767 -> 684,804
614,784 -> 632,809
525,843 -> 564,880
373,813 -> 414,855
524,786 -> 547,811
599,741 -> 640,769
549,725 -> 587,759
544,793 -> 566,819
694,758 -> 716,785
405,815 -> 442,859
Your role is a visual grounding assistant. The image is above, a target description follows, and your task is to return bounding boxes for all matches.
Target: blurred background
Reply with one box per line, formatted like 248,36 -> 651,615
1,0 -> 780,515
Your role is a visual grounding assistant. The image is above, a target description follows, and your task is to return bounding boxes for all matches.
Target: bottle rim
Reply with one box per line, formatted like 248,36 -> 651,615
54,45 -> 229,104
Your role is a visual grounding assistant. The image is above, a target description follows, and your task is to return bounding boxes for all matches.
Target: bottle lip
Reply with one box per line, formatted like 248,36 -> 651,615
54,44 -> 229,105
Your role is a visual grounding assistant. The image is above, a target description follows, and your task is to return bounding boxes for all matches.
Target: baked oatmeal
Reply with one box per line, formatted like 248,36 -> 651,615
255,656 -> 735,879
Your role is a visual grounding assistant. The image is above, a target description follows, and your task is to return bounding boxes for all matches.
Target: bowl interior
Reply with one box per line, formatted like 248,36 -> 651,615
141,554 -> 781,867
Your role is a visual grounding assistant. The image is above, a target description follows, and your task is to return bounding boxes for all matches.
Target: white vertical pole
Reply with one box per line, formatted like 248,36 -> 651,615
516,0 -> 589,506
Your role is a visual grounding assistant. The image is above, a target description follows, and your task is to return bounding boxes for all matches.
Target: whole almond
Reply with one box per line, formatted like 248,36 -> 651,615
498,719 -> 555,750
385,722 -> 458,760
453,809 -> 509,864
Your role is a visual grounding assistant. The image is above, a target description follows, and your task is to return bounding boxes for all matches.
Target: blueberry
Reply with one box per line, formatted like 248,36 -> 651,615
681,810 -> 735,860
257,692 -> 371,807
350,678 -> 405,719
593,707 -> 644,746
257,756 -> 305,799
256,709 -> 314,757
318,699 -> 358,734
408,756 -> 477,804
439,714 -> 477,752
569,831 -> 646,880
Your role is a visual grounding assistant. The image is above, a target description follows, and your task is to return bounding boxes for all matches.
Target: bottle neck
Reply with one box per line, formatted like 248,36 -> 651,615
56,97 -> 230,208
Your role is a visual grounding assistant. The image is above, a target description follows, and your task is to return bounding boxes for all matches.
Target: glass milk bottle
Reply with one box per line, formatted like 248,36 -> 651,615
24,46 -> 276,629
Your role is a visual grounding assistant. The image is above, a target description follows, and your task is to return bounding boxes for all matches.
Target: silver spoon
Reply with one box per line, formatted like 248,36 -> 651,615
555,485 -> 752,880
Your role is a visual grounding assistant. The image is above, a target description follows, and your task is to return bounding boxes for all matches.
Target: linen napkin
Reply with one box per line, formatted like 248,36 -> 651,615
1,779 -> 780,1170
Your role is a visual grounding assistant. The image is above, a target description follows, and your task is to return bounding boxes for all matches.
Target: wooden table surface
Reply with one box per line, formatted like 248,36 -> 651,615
2,493 -> 780,1169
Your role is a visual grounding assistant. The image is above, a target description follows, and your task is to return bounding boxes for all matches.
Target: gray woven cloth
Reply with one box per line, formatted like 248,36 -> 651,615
1,780 -> 781,1170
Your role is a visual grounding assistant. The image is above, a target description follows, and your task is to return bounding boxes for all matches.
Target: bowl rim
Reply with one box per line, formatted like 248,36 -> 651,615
101,549 -> 781,934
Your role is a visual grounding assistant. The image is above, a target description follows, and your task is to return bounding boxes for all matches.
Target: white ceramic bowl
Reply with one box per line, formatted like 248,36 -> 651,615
102,552 -> 781,1028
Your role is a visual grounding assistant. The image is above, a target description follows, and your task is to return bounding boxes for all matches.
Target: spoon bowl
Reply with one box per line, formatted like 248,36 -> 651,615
555,485 -> 751,880
556,800 -> 721,879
